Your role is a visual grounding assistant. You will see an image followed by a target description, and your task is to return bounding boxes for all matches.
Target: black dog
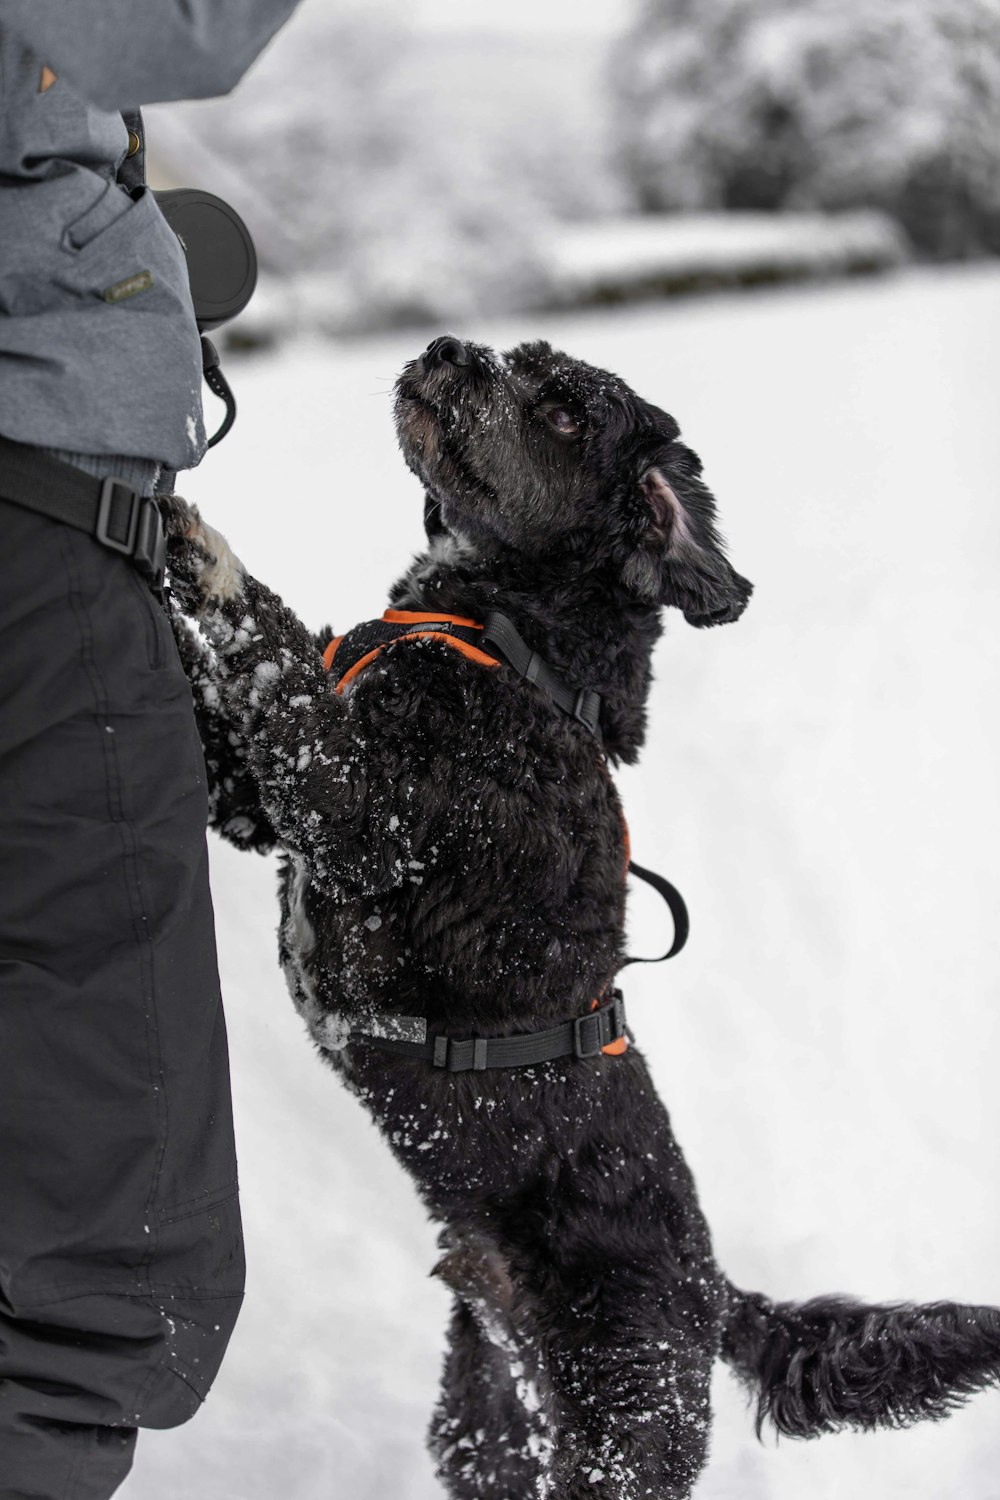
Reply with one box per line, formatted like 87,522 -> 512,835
162,337 -> 1000,1500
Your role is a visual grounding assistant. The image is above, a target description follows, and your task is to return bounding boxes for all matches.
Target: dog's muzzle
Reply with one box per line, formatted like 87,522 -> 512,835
421,335 -> 470,372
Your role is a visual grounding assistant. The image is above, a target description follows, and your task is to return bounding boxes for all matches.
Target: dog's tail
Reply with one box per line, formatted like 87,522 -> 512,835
720,1279 -> 1000,1438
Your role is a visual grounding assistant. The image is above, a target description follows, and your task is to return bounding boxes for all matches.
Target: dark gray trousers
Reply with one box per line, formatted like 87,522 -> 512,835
0,497 -> 245,1499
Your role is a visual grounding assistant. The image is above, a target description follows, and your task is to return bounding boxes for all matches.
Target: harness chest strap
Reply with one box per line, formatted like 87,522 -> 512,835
324,608 -> 603,737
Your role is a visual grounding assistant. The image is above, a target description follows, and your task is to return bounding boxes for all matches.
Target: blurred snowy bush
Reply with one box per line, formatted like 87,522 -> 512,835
146,6 -> 625,337
612,0 -> 1000,260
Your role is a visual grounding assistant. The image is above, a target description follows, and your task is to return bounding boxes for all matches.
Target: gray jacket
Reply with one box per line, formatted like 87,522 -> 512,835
0,1 -> 300,480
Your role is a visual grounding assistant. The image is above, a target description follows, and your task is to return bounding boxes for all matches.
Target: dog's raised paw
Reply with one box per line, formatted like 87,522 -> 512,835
194,516 -> 245,604
159,496 -> 245,607
157,494 -> 200,541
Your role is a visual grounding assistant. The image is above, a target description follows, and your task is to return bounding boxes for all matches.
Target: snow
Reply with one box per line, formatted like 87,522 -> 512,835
126,264 -> 1000,1498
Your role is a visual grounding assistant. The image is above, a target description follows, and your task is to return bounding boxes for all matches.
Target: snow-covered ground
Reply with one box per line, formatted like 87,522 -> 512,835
126,264 -> 1000,1499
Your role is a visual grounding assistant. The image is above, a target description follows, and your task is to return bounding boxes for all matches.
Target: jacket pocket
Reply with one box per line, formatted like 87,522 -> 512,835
58,183 -> 186,321
61,179 -> 134,252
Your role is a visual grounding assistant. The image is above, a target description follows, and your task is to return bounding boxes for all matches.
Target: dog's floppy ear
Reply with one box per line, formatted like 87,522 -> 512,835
423,491 -> 446,541
622,458 -> 753,627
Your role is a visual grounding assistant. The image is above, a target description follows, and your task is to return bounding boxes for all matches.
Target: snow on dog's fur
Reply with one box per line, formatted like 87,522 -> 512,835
162,337 -> 1000,1500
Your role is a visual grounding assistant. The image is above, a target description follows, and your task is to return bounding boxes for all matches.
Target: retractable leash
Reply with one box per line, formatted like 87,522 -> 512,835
324,610 -> 691,1071
153,188 -> 258,448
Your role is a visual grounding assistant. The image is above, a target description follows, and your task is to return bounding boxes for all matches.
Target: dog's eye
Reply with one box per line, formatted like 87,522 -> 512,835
540,405 -> 583,438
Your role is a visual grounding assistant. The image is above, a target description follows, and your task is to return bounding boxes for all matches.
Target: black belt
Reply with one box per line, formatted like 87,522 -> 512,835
0,435 -> 167,594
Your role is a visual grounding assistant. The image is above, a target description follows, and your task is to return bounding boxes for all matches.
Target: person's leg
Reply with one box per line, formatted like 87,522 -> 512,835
0,497 -> 245,1500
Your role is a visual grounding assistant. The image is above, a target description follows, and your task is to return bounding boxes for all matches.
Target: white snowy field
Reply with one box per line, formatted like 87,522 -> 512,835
127,265 -> 1000,1499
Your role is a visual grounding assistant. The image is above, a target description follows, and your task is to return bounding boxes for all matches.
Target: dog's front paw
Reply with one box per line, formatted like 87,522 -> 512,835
158,494 -> 200,542
158,496 -> 245,611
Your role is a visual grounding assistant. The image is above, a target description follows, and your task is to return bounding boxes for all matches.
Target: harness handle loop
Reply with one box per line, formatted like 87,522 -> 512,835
623,859 -> 690,965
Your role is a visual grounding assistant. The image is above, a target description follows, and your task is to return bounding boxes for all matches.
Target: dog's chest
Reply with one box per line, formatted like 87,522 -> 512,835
271,663 -> 630,1044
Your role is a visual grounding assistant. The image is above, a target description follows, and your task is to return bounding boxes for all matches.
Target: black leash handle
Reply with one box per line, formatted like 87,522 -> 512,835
623,859 -> 690,965
201,335 -> 237,448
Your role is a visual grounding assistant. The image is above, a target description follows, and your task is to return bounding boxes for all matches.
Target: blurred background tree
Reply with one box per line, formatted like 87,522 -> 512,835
146,0 -> 1000,338
147,4 -> 625,332
612,0 -> 1000,259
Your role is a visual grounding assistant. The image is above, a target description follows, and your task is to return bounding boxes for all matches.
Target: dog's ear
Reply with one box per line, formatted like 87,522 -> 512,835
622,459 -> 753,627
423,491 -> 446,541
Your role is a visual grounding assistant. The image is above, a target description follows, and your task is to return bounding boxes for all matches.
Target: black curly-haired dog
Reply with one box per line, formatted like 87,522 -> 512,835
162,336 -> 1000,1499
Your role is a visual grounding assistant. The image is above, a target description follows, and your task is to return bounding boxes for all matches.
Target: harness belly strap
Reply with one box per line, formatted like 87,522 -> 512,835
349,990 -> 629,1072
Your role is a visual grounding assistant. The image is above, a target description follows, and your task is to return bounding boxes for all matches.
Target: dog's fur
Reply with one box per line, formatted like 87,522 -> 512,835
162,338 -> 1000,1499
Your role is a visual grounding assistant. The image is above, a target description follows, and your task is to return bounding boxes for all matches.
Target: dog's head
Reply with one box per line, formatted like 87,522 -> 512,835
394,336 -> 751,627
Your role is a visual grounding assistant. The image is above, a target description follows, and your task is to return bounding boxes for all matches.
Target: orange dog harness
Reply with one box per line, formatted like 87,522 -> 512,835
320,607 -> 688,1069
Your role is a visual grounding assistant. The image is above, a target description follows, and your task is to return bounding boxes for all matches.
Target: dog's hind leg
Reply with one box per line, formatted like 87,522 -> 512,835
432,1299 -> 552,1500
542,1306 -> 715,1500
431,1234 -> 555,1499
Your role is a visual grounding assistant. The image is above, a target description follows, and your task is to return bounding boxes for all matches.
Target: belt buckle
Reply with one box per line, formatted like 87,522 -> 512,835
96,477 -> 140,556
132,497 -> 167,592
96,478 -> 166,592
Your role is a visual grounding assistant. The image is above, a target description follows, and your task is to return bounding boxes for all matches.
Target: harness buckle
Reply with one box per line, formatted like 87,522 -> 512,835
524,650 -> 543,685
572,688 -> 601,736
572,1011 -> 604,1059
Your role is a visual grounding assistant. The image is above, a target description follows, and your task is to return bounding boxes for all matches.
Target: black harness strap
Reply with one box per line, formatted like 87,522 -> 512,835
481,610 -> 603,738
0,435 -> 167,593
350,991 -> 628,1072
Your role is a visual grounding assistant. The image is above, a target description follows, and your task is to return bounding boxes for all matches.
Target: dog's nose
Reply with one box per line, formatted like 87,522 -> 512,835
423,336 -> 470,370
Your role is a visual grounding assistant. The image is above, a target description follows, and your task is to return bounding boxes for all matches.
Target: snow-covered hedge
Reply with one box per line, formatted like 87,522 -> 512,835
612,0 -> 1000,260
541,209 -> 906,307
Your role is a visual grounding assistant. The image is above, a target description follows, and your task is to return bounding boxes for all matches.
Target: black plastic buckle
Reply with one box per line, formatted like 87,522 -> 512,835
572,688 -> 601,736
572,1011 -> 604,1059
432,1035 -> 487,1072
96,477 -> 141,556
96,478 -> 166,592
133,497 -> 167,592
